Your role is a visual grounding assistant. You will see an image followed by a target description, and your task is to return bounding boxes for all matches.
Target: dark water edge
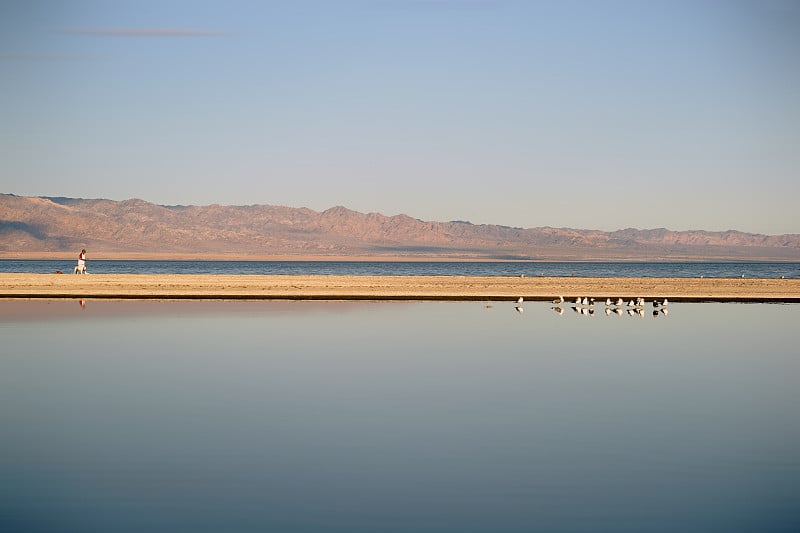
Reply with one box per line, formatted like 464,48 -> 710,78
2,259 -> 800,278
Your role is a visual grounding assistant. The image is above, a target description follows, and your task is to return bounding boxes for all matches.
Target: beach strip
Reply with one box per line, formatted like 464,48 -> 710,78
1,274 -> 799,301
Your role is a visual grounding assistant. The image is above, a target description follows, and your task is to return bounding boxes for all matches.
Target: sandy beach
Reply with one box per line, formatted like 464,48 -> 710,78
1,273 -> 799,301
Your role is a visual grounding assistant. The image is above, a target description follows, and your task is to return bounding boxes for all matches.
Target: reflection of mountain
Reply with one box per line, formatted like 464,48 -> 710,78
2,194 -> 799,260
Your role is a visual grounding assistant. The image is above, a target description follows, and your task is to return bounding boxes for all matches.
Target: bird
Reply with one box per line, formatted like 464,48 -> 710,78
574,297 -> 582,305
516,297 -> 524,305
582,297 -> 589,306
653,299 -> 660,308
662,298 -> 669,306
553,296 -> 564,304
615,298 -> 624,307
627,300 -> 635,307
605,298 -> 612,307
589,297 -> 595,306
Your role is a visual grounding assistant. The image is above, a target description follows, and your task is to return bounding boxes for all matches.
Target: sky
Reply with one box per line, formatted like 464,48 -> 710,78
1,0 -> 798,235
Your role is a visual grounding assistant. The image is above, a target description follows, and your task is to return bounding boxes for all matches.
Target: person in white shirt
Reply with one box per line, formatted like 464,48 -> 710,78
76,249 -> 87,274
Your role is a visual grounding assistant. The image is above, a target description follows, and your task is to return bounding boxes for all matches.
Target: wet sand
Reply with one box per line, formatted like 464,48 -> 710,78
1,273 -> 799,301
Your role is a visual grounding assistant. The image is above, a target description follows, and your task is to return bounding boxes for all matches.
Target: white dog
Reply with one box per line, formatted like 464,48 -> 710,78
74,265 -> 86,274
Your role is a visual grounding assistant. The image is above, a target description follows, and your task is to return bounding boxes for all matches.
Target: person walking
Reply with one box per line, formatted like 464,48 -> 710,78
76,249 -> 87,274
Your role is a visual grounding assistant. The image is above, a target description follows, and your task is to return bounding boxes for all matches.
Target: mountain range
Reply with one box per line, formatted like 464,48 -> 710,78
1,194 -> 798,260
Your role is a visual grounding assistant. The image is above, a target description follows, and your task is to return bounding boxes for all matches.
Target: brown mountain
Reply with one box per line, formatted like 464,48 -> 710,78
1,194 -> 799,260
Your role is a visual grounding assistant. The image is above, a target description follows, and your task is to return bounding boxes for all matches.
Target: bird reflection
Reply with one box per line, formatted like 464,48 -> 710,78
539,298 -> 672,319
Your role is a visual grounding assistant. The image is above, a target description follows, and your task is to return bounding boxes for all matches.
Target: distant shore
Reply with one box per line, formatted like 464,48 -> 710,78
0,252 -> 529,262
3,252 -> 799,262
1,274 -> 798,302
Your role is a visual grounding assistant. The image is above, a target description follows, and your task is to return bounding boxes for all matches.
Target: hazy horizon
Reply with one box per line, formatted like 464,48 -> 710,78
2,1 -> 798,235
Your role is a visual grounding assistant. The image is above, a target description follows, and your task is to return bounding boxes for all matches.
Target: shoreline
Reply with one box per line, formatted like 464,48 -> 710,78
1,274 -> 799,302
3,253 -> 800,263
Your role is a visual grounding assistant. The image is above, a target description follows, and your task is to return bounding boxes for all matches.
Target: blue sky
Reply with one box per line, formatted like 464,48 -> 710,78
1,0 -> 798,234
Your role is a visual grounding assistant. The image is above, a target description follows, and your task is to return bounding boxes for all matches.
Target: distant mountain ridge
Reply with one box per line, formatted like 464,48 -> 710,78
1,194 -> 799,260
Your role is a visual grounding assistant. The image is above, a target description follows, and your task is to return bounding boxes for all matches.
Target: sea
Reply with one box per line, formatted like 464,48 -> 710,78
2,259 -> 799,278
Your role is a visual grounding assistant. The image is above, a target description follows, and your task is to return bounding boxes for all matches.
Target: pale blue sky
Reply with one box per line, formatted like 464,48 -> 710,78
1,0 -> 798,234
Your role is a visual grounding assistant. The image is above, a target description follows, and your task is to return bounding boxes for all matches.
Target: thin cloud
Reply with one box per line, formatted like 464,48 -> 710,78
56,28 -> 228,37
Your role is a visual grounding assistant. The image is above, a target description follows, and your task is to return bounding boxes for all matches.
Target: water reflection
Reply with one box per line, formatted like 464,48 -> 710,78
1,300 -> 798,532
499,297 -> 673,319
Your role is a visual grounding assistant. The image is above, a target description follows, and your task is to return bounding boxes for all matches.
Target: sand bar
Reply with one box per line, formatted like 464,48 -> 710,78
1,273 -> 799,301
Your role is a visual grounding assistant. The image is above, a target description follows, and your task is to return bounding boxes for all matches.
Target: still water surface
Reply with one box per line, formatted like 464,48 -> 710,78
1,300 -> 798,532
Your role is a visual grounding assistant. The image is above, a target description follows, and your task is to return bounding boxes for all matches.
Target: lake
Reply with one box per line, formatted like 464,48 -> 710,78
1,300 -> 798,532
2,259 -> 800,278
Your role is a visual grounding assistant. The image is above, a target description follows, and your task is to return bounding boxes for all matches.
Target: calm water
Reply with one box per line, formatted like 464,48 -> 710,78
2,259 -> 800,278
1,300 -> 798,532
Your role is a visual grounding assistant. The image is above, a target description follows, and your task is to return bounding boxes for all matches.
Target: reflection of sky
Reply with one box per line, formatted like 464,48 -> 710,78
1,301 -> 799,531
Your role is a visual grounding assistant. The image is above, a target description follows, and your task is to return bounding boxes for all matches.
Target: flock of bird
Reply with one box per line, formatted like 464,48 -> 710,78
510,295 -> 669,317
